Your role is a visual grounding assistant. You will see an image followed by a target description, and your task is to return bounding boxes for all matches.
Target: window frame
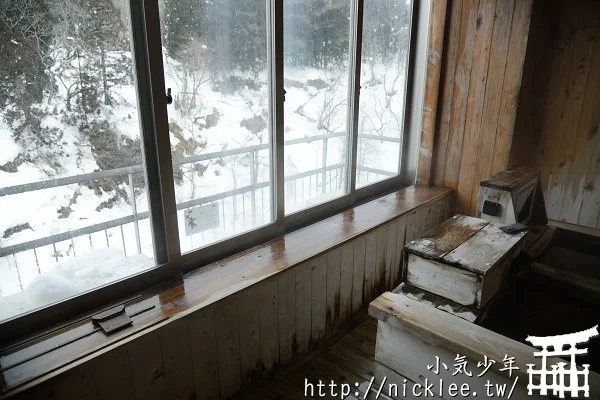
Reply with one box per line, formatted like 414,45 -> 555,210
0,0 -> 429,344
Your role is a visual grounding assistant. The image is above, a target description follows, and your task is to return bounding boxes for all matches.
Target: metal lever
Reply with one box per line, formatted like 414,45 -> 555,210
166,88 -> 173,105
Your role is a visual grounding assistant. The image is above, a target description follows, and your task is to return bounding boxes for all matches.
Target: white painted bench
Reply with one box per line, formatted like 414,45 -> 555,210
403,215 -> 526,310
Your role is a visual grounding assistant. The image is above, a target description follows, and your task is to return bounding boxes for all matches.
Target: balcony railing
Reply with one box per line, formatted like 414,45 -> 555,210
0,132 -> 399,294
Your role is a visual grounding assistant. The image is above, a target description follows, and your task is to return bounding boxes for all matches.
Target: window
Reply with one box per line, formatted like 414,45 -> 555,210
0,0 -> 424,338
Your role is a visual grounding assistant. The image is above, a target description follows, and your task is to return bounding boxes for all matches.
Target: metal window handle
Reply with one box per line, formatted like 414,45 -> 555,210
166,88 -> 173,105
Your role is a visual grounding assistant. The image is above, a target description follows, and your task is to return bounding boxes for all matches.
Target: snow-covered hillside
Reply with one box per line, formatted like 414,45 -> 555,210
0,0 -> 411,321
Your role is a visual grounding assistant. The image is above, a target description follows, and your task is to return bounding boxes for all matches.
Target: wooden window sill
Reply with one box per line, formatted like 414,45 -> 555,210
0,184 -> 452,397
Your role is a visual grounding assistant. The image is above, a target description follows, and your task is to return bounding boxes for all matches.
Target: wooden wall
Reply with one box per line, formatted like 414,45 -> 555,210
14,193 -> 453,400
430,0 -> 534,215
511,0 -> 600,231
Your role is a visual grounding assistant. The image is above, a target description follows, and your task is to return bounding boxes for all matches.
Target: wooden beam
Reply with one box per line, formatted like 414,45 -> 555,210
417,0 -> 448,186
369,291 -> 600,393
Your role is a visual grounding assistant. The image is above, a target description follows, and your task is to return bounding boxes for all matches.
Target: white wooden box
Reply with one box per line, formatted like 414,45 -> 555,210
476,166 -> 539,225
403,215 -> 526,309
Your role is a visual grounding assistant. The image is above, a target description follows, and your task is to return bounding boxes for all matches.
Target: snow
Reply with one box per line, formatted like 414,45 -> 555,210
0,10 -> 411,322
0,120 -> 19,165
0,248 -> 153,321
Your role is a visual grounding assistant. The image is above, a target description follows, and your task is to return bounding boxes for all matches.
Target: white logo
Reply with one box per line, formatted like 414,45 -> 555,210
525,325 -> 598,398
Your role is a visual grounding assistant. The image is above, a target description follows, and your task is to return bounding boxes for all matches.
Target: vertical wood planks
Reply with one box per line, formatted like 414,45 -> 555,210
237,285 -> 261,384
52,365 -> 98,400
325,248 -> 341,335
92,349 -> 135,400
470,0 -> 515,213
394,216 -> 407,285
127,333 -> 167,400
294,262 -> 312,355
351,236 -> 366,314
188,306 -> 220,400
374,226 -> 387,296
405,211 -> 417,243
258,278 -> 279,373
491,0 -> 534,174
434,0 -> 464,187
431,0 -> 532,217
339,241 -> 354,324
455,0 -> 497,214
310,255 -> 327,345
214,298 -> 242,399
363,230 -> 378,303
159,319 -> 196,400
417,0 -> 448,186
384,221 -> 398,291
443,0 -> 481,191
544,4 -> 598,219
278,269 -> 296,365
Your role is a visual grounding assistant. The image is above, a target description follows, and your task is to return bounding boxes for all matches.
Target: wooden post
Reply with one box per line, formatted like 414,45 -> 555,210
416,0 -> 448,186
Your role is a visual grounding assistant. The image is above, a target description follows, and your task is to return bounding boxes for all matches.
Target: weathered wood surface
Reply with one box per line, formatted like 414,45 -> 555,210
1,187 -> 452,399
392,283 -> 478,322
406,254 -> 479,306
512,0 -> 600,231
405,216 -> 525,308
480,166 -> 539,191
369,292 -> 600,395
443,223 -> 525,274
404,215 -> 488,260
433,0 -> 534,216
417,0 -> 448,186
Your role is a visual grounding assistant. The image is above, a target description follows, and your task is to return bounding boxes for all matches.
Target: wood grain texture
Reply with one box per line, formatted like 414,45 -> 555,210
237,285 -> 261,384
338,242 -> 354,324
455,0 -> 497,214
310,256 -> 327,345
469,0 -> 515,213
392,216 -> 407,286
369,292 -> 600,393
431,0 -> 532,216
214,298 -> 241,398
92,349 -> 135,400
126,333 -> 166,400
511,0 -> 600,231
417,0 -> 448,185
404,215 -> 489,260
188,306 -> 220,400
277,269 -> 296,366
1,188 -> 453,399
351,236 -> 366,314
293,262 -> 311,356
325,249 -> 341,335
258,278 -> 279,373
158,319 -> 196,400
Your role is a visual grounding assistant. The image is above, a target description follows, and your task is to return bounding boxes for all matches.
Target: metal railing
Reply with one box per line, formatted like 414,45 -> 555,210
0,132 -> 398,293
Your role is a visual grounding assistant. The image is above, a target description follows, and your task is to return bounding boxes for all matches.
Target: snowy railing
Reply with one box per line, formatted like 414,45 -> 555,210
0,132 -> 398,293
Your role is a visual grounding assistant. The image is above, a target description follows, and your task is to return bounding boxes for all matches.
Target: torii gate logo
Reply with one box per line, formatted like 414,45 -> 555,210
526,325 -> 598,398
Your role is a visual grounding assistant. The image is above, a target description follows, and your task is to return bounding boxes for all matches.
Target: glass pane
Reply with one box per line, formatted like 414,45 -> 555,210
159,0 -> 272,253
0,0 -> 156,321
356,0 -> 413,188
283,0 -> 352,214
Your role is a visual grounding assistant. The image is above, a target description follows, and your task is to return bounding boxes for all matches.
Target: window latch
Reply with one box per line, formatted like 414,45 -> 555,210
166,88 -> 173,105
92,304 -> 132,334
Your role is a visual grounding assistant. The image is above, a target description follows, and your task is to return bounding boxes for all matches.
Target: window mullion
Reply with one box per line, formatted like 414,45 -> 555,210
271,0 -> 285,233
129,0 -> 182,274
347,0 -> 365,204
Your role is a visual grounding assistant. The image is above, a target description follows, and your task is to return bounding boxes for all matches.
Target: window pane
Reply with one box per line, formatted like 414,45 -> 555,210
159,0 -> 272,253
356,0 -> 413,188
283,0 -> 352,214
0,0 -> 156,321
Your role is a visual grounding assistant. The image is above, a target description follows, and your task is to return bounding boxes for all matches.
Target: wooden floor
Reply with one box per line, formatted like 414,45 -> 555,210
248,317 -> 408,400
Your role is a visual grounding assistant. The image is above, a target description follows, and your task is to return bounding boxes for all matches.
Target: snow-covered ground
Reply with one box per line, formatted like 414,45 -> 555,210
0,43 -> 408,321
